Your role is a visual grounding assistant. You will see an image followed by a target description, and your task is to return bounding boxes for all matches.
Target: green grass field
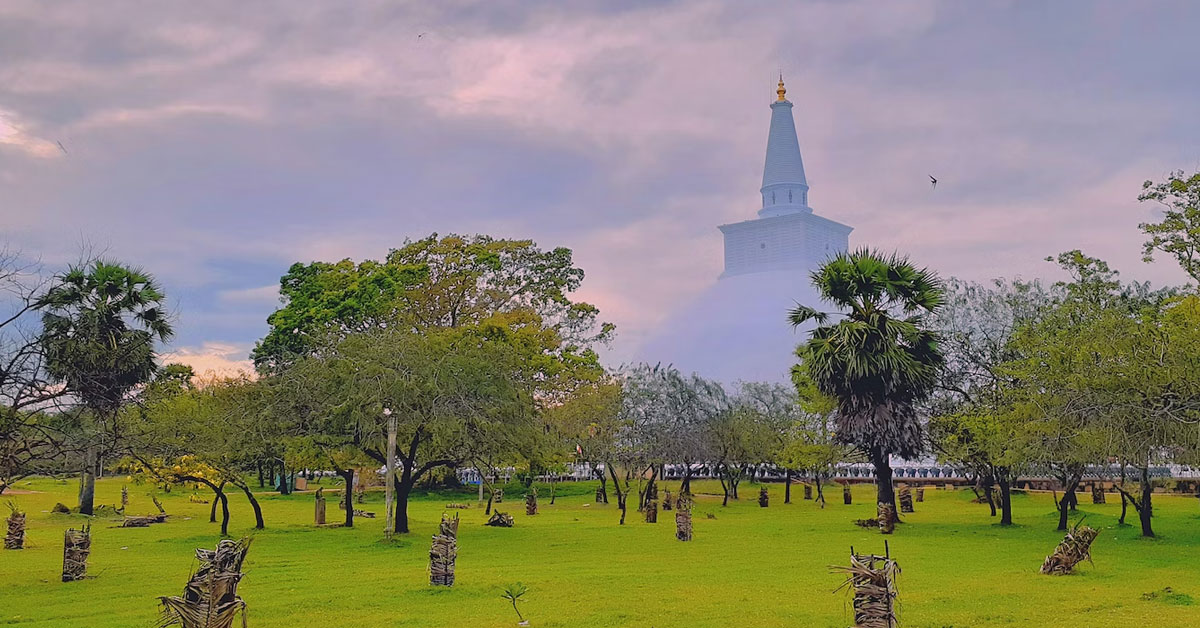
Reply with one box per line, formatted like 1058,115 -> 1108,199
2,477 -> 1199,627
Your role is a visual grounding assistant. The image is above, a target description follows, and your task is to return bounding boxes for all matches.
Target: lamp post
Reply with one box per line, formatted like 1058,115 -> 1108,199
384,407 -> 396,539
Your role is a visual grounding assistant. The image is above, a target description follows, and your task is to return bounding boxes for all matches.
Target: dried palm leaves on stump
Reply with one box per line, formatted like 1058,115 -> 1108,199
662,490 -> 672,511
486,511 -> 514,527
915,488 -> 924,503
1040,522 -> 1099,575
758,487 -> 769,508
877,503 -> 895,535
62,524 -> 91,582
493,489 -> 504,504
157,538 -> 251,628
121,514 -> 166,527
832,543 -> 901,628
5,503 -> 25,550
675,494 -> 693,542
430,513 -> 459,587
843,484 -> 852,505
804,484 -> 813,500
1091,485 -> 1105,505
644,499 -> 658,523
525,490 -> 538,516
898,487 -> 914,514
314,487 -> 326,525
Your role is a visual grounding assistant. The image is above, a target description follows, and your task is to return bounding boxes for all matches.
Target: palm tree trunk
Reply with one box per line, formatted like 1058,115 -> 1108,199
869,448 -> 899,524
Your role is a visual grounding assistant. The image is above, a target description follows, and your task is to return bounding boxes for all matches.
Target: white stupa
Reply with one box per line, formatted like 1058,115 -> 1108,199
638,77 -> 853,383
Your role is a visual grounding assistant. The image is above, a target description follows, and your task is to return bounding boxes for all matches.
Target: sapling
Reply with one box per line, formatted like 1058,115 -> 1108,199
501,582 -> 529,626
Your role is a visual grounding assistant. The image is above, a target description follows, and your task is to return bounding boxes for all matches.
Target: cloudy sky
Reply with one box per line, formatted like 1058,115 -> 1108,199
2,1 -> 1197,375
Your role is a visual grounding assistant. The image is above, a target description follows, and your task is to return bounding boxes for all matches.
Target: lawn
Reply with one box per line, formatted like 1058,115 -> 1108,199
2,477 -> 1199,627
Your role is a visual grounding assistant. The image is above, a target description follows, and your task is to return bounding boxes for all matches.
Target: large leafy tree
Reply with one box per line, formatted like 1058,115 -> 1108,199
252,234 -> 613,371
789,249 -> 944,529
270,324 -> 535,534
928,278 -> 1056,525
38,260 -> 173,515
1138,170 -> 1200,283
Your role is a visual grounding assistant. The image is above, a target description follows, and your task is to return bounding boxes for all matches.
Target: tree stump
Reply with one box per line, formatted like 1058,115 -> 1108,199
877,503 -> 895,535
916,487 -> 924,503
662,490 -> 673,511
1091,485 -> 1106,504
525,490 -> 538,516
675,495 -> 693,542
429,514 -> 459,587
158,538 -> 250,628
5,504 -> 25,550
1041,524 -> 1099,575
843,484 -> 852,505
152,496 -> 167,516
804,484 -> 813,500
314,487 -> 326,525
898,486 -> 914,513
486,511 -> 514,527
758,486 -> 769,508
120,486 -> 128,512
595,487 -> 604,503
494,489 -> 504,504
644,499 -> 658,523
834,545 -> 900,628
62,524 -> 91,582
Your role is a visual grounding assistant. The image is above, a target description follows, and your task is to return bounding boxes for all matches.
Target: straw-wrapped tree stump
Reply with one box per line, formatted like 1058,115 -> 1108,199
486,511 -> 514,527
843,484 -> 852,505
62,524 -> 91,582
493,489 -> 504,504
429,513 -> 459,587
804,484 -> 813,500
758,486 -> 769,507
898,487 -> 914,513
314,487 -> 326,525
877,503 -> 895,535
662,490 -> 673,511
5,503 -> 25,550
915,487 -> 924,503
157,538 -> 251,628
1040,524 -> 1099,575
644,499 -> 658,523
525,490 -> 538,516
675,495 -> 693,542
833,544 -> 901,628
1091,485 -> 1105,504
595,487 -> 604,503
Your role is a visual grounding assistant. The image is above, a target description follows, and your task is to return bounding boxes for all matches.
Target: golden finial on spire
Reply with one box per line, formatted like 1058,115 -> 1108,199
776,74 -> 787,102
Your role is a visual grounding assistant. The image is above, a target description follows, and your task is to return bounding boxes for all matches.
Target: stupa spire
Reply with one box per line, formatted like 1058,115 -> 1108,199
759,76 -> 810,217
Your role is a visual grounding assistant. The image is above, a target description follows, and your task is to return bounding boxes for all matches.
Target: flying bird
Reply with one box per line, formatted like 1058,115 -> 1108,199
56,140 -> 68,155
417,32 -> 427,41
929,175 -> 938,190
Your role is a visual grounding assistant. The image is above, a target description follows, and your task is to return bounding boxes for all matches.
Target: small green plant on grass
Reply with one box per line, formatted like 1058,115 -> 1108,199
501,582 -> 529,625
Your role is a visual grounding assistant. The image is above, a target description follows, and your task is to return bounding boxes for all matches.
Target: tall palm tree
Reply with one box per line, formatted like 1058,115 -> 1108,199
39,261 -> 173,515
789,249 -> 944,530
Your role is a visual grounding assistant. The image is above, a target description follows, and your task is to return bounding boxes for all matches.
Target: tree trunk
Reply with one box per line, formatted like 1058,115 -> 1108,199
338,469 -> 355,528
78,446 -> 97,516
1119,491 -> 1129,525
218,489 -> 230,536
233,481 -> 264,529
869,448 -> 898,524
1138,465 -> 1154,538
257,462 -> 264,488
718,464 -> 730,507
985,481 -> 997,517
998,472 -> 1013,526
784,469 -> 792,504
1056,476 -> 1079,531
209,482 -> 223,523
593,464 -> 609,504
393,473 -> 414,535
